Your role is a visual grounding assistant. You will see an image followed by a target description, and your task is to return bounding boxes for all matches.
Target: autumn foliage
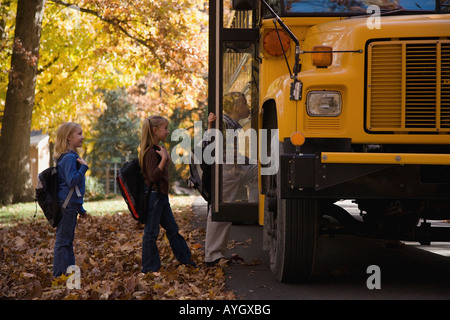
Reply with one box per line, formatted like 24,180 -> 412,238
0,0 -> 209,204
0,196 -> 236,300
1,0 -> 208,132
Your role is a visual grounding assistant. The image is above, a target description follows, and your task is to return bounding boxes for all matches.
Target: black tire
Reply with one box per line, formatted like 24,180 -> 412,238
268,197 -> 318,282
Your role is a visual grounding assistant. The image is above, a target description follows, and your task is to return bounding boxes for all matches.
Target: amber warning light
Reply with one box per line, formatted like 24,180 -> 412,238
290,131 -> 305,146
302,46 -> 363,68
311,46 -> 333,68
263,30 -> 290,57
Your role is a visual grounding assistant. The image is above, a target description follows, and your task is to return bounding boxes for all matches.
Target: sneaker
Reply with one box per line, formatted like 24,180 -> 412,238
206,257 -> 231,267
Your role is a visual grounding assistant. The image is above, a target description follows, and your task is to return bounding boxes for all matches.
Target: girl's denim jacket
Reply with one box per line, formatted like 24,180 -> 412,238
57,150 -> 89,211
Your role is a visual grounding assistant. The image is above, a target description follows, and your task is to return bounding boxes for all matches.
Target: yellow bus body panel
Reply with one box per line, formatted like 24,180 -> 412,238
321,152 -> 450,165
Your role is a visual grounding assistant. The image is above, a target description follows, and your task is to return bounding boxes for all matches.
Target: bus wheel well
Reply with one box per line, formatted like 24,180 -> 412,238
262,100 -> 277,131
261,100 -> 277,196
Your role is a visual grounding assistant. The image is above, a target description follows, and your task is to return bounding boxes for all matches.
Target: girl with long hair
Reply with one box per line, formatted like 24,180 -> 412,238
53,122 -> 89,278
139,115 -> 196,272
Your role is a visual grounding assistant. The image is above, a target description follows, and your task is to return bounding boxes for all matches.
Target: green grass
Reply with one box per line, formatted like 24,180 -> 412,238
0,196 -> 128,228
0,201 -> 38,226
0,194 -> 197,228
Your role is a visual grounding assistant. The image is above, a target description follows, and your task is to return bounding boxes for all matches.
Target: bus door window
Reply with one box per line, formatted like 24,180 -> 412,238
208,0 -> 259,221
221,42 -> 259,206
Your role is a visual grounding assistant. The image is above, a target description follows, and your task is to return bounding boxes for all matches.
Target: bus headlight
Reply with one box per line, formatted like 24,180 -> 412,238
306,91 -> 341,117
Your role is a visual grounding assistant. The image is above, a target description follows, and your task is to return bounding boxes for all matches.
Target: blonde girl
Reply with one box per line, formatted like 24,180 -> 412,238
139,115 -> 196,272
53,122 -> 89,278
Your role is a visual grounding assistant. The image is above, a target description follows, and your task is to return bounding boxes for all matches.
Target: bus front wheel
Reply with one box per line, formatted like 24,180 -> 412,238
267,197 -> 318,282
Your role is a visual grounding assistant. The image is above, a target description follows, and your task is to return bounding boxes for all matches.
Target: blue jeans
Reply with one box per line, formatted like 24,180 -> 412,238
53,202 -> 82,277
142,192 -> 192,272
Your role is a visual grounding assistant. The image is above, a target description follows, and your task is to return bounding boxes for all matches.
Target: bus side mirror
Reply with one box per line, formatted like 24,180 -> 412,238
232,0 -> 256,10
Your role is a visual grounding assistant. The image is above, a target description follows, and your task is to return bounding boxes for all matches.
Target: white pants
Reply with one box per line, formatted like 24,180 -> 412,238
205,164 -> 258,262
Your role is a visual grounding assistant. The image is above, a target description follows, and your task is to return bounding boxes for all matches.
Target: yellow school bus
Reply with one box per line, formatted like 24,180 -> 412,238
208,0 -> 450,282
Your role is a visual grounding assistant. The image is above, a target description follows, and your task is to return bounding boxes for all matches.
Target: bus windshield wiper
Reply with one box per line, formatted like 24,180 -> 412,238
379,8 -> 406,15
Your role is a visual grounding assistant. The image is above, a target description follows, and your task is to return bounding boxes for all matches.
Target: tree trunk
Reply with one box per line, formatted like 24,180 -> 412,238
0,0 -> 45,204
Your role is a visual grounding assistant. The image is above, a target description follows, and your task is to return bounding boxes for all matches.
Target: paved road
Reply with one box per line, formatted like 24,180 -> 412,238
192,197 -> 450,300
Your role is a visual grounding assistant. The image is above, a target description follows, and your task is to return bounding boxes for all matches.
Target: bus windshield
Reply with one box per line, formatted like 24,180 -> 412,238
283,0 -> 438,14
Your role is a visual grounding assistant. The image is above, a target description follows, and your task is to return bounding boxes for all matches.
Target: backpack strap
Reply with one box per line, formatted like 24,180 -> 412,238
57,152 -> 68,164
61,185 -> 81,210
62,187 -> 74,210
74,185 -> 81,197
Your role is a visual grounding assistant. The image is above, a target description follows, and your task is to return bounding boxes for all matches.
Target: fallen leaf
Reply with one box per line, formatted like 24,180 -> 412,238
15,237 -> 25,247
125,277 -> 136,292
20,272 -> 36,278
64,293 -> 79,300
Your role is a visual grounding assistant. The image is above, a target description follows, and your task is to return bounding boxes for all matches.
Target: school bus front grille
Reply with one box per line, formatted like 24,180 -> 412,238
367,40 -> 450,133
306,118 -> 341,131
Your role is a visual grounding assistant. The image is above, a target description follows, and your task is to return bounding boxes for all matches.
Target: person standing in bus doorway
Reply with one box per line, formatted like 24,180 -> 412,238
203,92 -> 258,267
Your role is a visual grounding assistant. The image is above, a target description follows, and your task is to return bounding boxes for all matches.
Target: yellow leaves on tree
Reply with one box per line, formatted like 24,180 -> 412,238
31,0 -> 208,136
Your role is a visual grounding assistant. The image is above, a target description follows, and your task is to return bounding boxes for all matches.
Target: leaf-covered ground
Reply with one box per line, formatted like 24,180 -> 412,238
0,196 -> 236,300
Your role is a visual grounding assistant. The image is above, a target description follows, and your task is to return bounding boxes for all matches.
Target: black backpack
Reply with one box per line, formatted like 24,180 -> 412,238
35,153 -> 75,228
188,145 -> 211,203
116,158 -> 149,224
